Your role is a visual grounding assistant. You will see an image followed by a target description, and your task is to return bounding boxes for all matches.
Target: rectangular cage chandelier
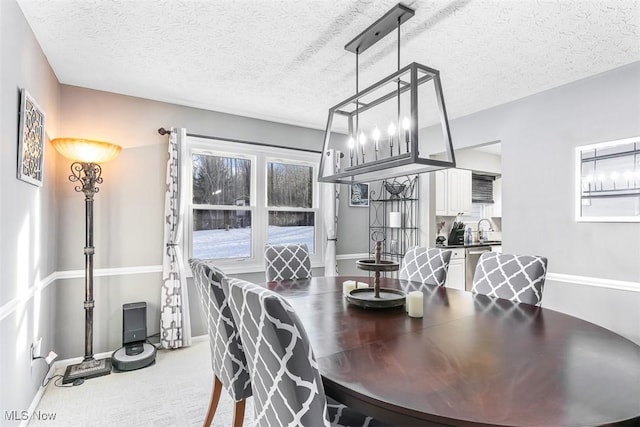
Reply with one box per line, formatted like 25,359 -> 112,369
319,3 -> 456,184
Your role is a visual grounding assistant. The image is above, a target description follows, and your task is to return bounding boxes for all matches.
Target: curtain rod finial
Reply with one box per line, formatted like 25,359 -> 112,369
158,127 -> 171,136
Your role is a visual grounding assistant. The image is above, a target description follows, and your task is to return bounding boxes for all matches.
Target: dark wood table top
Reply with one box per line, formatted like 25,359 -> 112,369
264,276 -> 640,427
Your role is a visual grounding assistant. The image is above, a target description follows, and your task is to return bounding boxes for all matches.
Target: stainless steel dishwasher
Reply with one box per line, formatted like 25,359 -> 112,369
465,245 -> 492,291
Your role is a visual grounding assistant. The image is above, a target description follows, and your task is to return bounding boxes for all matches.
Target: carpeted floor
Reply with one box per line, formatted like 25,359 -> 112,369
29,339 -> 254,426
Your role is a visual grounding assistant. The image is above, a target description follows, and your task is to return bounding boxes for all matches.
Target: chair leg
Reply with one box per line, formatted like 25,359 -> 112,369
232,399 -> 246,427
203,376 -> 223,427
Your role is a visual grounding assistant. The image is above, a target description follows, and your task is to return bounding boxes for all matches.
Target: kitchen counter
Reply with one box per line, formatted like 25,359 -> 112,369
437,241 -> 502,249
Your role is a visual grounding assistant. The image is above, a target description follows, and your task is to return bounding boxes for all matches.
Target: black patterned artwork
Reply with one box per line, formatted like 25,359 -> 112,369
17,89 -> 46,187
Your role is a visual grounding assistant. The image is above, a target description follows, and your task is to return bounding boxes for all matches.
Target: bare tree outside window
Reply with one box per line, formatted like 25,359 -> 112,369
192,154 -> 252,259
267,162 -> 315,253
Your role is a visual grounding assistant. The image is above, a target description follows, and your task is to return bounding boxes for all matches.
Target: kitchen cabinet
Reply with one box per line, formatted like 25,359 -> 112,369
444,248 -> 465,290
435,168 -> 472,216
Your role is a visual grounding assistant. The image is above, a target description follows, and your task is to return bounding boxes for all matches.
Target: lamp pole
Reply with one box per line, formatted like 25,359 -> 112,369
71,162 -> 103,361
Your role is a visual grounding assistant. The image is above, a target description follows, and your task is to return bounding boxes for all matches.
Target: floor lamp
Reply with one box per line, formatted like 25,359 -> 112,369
52,138 -> 122,385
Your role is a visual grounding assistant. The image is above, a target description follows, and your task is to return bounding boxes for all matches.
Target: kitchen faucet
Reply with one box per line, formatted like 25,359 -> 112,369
477,218 -> 494,242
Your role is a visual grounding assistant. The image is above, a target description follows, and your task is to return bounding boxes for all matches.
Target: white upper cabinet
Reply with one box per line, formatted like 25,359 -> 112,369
436,169 -> 472,216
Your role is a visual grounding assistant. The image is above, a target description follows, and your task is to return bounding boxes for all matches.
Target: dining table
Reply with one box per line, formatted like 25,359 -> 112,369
263,275 -> 640,427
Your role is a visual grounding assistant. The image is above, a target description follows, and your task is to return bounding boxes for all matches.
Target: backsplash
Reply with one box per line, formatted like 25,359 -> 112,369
436,215 -> 502,245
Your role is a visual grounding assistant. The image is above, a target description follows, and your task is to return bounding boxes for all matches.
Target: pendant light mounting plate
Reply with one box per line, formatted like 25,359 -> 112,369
345,3 -> 415,54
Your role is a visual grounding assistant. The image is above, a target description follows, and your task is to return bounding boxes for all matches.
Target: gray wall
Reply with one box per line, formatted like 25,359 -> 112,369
3,0 -> 639,415
54,85 -> 334,358
443,62 -> 640,343
0,0 -> 61,420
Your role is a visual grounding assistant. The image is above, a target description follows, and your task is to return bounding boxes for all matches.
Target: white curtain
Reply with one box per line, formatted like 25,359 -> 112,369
322,150 -> 341,276
160,127 -> 192,349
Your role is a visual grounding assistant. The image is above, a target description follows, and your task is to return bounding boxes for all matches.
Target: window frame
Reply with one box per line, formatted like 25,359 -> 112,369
185,136 -> 324,274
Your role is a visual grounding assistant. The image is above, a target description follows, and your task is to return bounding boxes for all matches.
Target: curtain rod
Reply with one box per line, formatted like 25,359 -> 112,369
157,127 -> 343,157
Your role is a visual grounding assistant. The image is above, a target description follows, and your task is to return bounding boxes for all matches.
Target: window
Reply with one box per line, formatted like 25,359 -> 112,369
266,161 -> 316,253
191,154 -> 252,259
186,137 -> 323,273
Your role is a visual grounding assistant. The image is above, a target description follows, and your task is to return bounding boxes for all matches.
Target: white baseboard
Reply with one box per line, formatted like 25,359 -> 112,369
19,351 -> 114,427
21,363 -> 58,427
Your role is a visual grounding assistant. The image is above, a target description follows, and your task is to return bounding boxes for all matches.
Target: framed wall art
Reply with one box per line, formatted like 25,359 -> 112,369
349,182 -> 369,207
17,88 -> 46,187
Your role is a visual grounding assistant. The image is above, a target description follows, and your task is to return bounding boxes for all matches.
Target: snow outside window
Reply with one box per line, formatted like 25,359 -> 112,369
186,136 -> 323,274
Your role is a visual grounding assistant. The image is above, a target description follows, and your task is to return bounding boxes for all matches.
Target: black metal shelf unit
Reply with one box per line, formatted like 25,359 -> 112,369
368,175 -> 419,265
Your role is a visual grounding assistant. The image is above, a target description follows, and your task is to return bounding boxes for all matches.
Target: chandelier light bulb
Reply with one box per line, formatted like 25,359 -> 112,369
388,123 -> 396,136
584,174 -> 594,183
348,137 -> 355,148
359,132 -> 366,145
610,172 -> 619,180
402,117 -> 410,130
623,171 -> 633,180
372,127 -> 380,142
597,173 -> 606,182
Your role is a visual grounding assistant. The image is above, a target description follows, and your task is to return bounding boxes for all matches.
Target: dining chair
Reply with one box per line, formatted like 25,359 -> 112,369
471,252 -> 548,305
399,246 -> 452,287
189,259 -> 252,427
264,243 -> 312,282
223,277 -> 390,427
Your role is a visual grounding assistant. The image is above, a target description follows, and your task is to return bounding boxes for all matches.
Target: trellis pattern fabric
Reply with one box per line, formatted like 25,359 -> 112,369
399,247 -> 452,286
189,259 -> 252,402
224,278 -> 389,427
161,127 -> 191,349
471,252 -> 548,306
322,149 -> 340,276
264,243 -> 312,281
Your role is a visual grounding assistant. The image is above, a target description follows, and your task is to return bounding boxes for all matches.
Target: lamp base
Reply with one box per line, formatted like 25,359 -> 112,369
62,357 -> 112,384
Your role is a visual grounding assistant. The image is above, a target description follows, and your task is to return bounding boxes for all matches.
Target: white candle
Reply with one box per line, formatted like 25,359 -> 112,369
348,137 -> 355,167
343,280 -> 357,296
406,291 -> 423,318
387,122 -> 396,156
372,126 -> 380,159
389,212 -> 402,228
357,281 -> 370,288
402,116 -> 411,151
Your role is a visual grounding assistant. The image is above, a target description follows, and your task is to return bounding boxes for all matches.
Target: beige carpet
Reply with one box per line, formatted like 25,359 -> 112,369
29,339 -> 254,426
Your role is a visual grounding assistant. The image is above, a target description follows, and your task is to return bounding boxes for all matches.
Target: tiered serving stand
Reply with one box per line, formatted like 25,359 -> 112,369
346,241 -> 406,309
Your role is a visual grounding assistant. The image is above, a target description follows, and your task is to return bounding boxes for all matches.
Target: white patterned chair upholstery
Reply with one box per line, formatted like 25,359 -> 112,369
264,243 -> 312,282
224,278 -> 390,427
471,252 -> 548,306
189,259 -> 252,427
399,246 -> 452,287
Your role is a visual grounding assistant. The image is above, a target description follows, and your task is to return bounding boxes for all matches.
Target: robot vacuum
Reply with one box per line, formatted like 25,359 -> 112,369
111,301 -> 157,371
111,342 -> 156,371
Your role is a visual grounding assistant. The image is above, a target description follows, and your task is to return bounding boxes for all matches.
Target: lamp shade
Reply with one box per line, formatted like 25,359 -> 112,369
51,138 -> 121,163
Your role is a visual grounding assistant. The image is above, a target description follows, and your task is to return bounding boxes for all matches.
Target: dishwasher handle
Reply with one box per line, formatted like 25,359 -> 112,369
468,248 -> 492,255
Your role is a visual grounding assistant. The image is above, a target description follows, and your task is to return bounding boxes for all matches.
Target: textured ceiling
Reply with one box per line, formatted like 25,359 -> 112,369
17,0 -> 640,131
